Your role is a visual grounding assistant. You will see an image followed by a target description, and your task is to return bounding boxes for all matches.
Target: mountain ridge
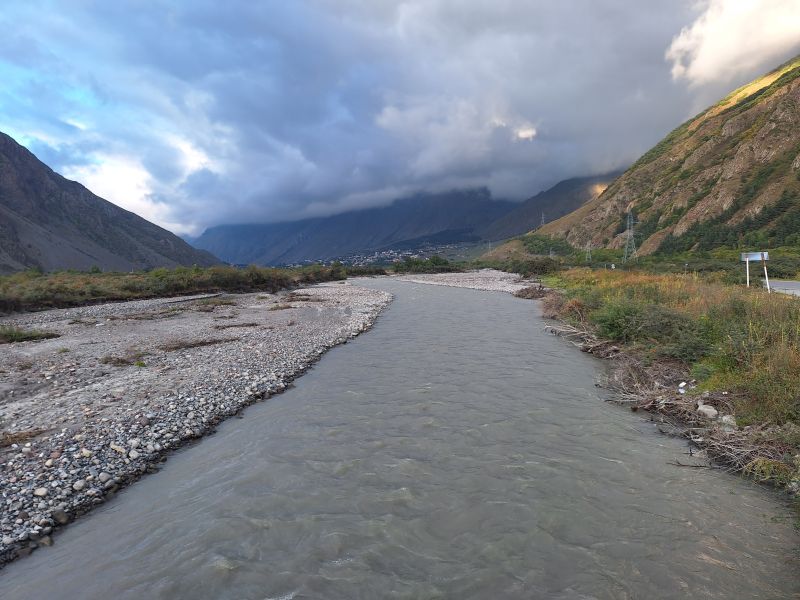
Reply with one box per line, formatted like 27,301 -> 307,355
194,189 -> 516,265
194,174 -> 618,265
539,55 -> 800,254
0,131 -> 220,273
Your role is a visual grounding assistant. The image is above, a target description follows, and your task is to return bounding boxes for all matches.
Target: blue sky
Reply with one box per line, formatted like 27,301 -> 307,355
1,0 -> 799,235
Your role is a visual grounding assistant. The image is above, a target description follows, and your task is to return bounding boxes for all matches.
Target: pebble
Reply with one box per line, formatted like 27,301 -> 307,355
51,509 -> 70,525
72,480 -> 86,491
33,488 -> 49,497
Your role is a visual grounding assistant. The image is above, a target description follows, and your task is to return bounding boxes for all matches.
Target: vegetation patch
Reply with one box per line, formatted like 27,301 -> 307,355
158,337 -> 239,352
193,297 -> 237,312
100,348 -> 148,366
0,263 -> 349,314
520,233 -> 575,256
108,307 -> 185,321
475,257 -> 561,277
284,292 -> 324,302
212,322 -> 260,330
0,326 -> 60,344
0,428 -> 45,448
269,304 -> 293,311
392,256 -> 463,273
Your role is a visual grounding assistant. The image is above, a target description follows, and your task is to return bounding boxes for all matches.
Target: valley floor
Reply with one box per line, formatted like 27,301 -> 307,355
0,282 -> 390,566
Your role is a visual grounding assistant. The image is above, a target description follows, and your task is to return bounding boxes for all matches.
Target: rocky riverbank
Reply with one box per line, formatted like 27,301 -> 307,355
0,282 -> 391,566
394,269 -> 530,293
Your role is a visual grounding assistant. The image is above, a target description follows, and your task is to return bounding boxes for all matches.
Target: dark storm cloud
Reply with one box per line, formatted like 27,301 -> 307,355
1,1 -> 798,234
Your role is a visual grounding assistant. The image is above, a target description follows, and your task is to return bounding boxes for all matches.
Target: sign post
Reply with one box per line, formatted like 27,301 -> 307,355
746,257 -> 750,287
740,251 -> 770,292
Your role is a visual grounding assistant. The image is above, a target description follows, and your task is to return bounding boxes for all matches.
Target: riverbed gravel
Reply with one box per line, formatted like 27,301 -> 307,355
0,282 -> 390,566
394,269 -> 530,294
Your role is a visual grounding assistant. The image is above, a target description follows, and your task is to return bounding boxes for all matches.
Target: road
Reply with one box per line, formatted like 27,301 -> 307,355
770,280 -> 800,296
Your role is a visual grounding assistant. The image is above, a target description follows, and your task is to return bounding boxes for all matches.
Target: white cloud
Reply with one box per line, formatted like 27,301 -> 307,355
667,0 -> 800,86
62,155 -> 192,235
515,126 -> 537,141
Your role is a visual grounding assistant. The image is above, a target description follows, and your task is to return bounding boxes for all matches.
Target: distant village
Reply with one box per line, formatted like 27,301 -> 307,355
283,241 -> 484,268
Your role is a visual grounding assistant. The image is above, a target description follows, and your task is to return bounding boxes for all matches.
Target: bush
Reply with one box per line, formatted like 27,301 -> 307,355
590,300 -> 709,361
0,264 -> 350,314
550,268 -> 800,425
393,256 -> 463,273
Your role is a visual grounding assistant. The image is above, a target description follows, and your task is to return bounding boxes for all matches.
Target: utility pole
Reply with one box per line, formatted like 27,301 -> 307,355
623,211 -> 637,263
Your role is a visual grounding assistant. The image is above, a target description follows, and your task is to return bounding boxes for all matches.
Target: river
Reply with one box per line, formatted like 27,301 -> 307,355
1,279 -> 797,599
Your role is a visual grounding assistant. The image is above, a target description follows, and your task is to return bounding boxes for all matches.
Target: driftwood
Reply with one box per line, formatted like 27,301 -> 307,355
513,285 -> 548,300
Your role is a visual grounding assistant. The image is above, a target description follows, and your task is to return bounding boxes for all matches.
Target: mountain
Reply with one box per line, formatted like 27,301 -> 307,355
540,55 -> 800,254
480,172 -> 621,241
0,132 -> 219,273
194,189 -> 516,265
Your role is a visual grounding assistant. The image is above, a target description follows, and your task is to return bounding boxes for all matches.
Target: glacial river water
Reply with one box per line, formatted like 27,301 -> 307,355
1,280 -> 798,599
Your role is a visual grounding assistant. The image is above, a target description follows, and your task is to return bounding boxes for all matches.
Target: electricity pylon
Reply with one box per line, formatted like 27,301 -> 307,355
622,211 -> 637,263
585,241 -> 592,263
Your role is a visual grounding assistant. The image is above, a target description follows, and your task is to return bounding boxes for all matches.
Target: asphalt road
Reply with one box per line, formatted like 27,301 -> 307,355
769,280 -> 800,296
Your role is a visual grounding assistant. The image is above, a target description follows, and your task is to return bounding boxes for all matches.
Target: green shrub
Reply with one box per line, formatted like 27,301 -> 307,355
0,326 -> 60,343
393,256 -> 463,273
590,302 -> 710,361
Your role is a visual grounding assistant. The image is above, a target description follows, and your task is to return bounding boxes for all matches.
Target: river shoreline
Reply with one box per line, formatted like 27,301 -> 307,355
0,282 -> 391,567
404,270 -> 800,499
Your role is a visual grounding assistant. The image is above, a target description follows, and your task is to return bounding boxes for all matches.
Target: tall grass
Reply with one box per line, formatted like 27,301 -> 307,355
549,269 -> 800,425
0,264 -> 347,314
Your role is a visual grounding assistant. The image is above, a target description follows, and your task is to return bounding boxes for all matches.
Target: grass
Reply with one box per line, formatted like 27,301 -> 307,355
193,297 -> 237,312
158,337 -> 239,352
546,269 -> 800,426
0,428 -> 45,448
100,347 -> 148,366
212,322 -> 259,330
269,304 -> 293,311
0,326 -> 60,344
0,263 -> 348,314
392,256 -> 463,273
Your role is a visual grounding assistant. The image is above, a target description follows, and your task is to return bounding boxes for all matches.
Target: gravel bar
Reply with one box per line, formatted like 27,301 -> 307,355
394,269 -> 529,294
0,282 -> 391,566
